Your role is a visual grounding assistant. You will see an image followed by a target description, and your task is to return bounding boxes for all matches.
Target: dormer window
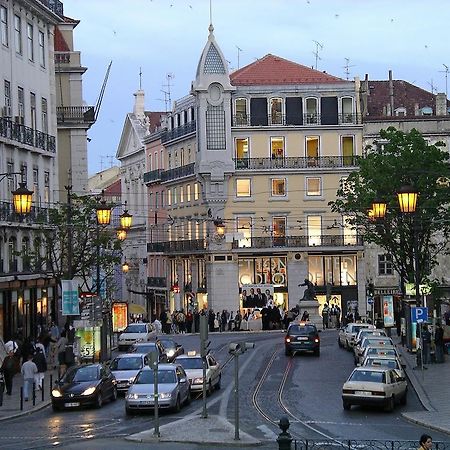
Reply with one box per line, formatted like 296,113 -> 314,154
395,107 -> 407,117
421,106 -> 433,116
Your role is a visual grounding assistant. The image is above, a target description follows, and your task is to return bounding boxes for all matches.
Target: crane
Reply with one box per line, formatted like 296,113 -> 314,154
94,61 -> 113,122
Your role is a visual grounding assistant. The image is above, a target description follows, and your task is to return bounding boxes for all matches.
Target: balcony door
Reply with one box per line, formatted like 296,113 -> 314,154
236,216 -> 252,248
306,136 -> 320,167
272,216 -> 286,246
307,215 -> 322,246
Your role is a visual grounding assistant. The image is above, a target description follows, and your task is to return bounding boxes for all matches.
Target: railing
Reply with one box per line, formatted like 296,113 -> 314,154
161,163 -> 195,182
0,118 -> 56,153
234,155 -> 360,170
232,234 -> 363,249
290,438 -> 450,449
55,52 -> 70,64
56,106 -> 95,125
143,169 -> 162,184
0,202 -> 51,224
147,239 -> 206,253
232,113 -> 360,127
147,277 -> 167,288
161,120 -> 196,143
38,0 -> 64,17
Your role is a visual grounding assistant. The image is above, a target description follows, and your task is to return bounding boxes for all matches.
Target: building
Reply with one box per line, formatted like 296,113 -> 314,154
145,25 -> 366,318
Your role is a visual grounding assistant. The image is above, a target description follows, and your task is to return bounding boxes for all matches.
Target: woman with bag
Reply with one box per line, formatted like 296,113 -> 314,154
1,350 -> 19,395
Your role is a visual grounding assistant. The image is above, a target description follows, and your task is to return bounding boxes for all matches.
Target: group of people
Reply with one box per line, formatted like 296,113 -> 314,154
417,322 -> 446,366
321,303 -> 342,329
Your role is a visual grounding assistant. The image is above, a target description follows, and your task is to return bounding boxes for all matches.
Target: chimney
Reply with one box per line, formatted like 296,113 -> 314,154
361,73 -> 369,116
388,70 -> 394,116
436,93 -> 447,116
133,89 -> 145,122
414,103 -> 420,116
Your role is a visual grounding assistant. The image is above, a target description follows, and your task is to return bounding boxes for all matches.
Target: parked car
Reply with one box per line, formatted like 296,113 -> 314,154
361,346 -> 404,367
175,351 -> 221,394
362,356 -> 406,378
338,323 -> 375,349
129,341 -> 168,362
110,353 -> 151,393
158,338 -> 184,362
354,329 -> 387,348
342,366 -> 407,411
118,323 -> 155,351
354,336 -> 394,365
125,363 -> 191,414
51,363 -> 117,411
285,322 -> 320,356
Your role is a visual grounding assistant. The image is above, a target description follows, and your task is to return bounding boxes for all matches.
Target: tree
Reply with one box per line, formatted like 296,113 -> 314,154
330,127 -> 450,288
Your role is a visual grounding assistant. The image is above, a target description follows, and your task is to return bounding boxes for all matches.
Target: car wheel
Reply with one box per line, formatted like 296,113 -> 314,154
400,390 -> 407,405
173,395 -> 181,413
343,401 -> 351,410
52,403 -> 61,412
96,393 -> 103,409
111,386 -> 118,402
385,396 -> 395,412
215,375 -> 221,390
118,346 -> 125,352
314,348 -> 320,357
125,407 -> 134,416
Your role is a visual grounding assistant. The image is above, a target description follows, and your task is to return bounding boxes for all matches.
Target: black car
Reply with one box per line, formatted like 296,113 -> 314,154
51,363 -> 117,411
285,323 -> 320,356
158,338 -> 184,362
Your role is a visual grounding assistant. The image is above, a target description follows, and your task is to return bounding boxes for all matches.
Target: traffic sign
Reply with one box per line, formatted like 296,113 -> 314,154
367,297 -> 374,305
411,307 -> 428,323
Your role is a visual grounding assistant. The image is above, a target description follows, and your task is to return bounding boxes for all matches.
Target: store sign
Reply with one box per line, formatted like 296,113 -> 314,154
383,295 -> 395,327
405,283 -> 431,296
112,302 -> 128,332
61,280 -> 79,316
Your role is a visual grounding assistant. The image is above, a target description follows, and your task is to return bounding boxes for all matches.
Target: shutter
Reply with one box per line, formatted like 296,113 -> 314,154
250,98 -> 268,126
321,97 -> 338,125
286,97 -> 303,125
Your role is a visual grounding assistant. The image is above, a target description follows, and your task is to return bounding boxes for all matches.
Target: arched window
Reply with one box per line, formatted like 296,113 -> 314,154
8,236 -> 17,272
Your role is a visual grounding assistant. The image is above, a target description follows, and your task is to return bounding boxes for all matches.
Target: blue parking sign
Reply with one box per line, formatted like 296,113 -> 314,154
411,307 -> 428,323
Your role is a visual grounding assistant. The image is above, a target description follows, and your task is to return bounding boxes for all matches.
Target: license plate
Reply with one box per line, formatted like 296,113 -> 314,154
118,383 -> 128,387
139,401 -> 153,405
297,336 -> 308,341
355,391 -> 371,396
64,402 -> 80,407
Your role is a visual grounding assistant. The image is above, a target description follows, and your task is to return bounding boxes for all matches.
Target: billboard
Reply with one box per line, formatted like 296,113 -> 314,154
112,302 -> 128,332
383,295 -> 395,327
240,284 -> 274,308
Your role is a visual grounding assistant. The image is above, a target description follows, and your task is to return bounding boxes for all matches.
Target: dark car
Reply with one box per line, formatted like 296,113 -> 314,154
285,323 -> 320,356
129,341 -> 168,362
51,363 -> 117,411
158,338 -> 184,362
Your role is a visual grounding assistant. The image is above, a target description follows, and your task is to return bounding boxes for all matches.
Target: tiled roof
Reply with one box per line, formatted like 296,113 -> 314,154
104,178 -> 121,196
144,111 -> 166,133
366,80 -> 450,117
54,26 -> 70,52
230,54 -> 344,86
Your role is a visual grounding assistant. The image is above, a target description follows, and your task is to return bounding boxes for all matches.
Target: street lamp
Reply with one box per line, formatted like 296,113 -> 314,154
122,261 -> 129,273
371,198 -> 387,220
213,218 -> 226,237
117,228 -> 127,241
0,171 -> 33,215
120,202 -> 133,230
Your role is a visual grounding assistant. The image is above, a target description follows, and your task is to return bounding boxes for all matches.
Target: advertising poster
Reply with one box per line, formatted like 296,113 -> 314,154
112,302 -> 128,332
383,295 -> 395,327
240,284 -> 274,308
76,327 -> 101,361
61,280 -> 79,316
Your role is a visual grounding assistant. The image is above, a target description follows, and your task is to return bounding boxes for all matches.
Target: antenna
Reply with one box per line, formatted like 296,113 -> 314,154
439,63 -> 449,98
139,67 -> 142,90
427,79 -> 437,94
343,57 -> 356,80
236,45 -> 243,69
312,40 -> 323,70
106,155 -> 115,168
209,0 -> 213,26
161,73 -> 175,112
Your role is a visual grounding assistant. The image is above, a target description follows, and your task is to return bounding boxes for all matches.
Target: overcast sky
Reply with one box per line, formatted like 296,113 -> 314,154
61,0 -> 450,175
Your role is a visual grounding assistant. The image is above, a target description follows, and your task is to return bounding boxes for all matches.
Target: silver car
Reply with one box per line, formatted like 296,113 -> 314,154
125,363 -> 191,414
110,353 -> 149,393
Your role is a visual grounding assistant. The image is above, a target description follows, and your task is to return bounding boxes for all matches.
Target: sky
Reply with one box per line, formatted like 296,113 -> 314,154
61,0 -> 450,175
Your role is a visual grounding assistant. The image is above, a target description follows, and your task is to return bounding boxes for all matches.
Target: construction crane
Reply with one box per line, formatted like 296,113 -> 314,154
94,60 -> 112,122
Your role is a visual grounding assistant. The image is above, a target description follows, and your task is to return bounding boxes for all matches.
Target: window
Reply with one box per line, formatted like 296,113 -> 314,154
343,215 -> 357,245
41,97 -> 48,133
394,107 -> 406,117
30,93 -> 36,129
27,23 -> 33,61
179,186 -> 184,203
272,217 -> 286,246
17,87 -> 24,121
271,178 -> 286,197
155,192 -> 159,209
342,136 -> 354,166
206,104 -> 226,150
194,183 -> 199,201
14,14 -> 22,54
186,184 -> 191,202
236,179 -> 251,197
271,137 -> 284,158
378,254 -> 393,276
306,177 -> 321,196
1,6 -> 8,47
4,80 -> 11,108
235,138 -> 249,159
149,192 -> 153,209
341,97 -> 354,123
44,171 -> 50,203
270,98 -> 283,125
236,216 -> 252,248
33,167 -> 39,201
307,216 -> 322,246
38,30 -> 45,67
167,189 -> 172,206
172,187 -> 177,205
305,97 -> 318,124
235,98 -> 248,125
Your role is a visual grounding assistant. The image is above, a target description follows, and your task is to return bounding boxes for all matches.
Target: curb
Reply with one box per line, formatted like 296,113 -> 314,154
401,412 -> 450,437
0,400 -> 50,422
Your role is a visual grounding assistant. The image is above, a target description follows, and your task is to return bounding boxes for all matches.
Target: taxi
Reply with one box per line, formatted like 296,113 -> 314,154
354,336 -> 393,365
362,355 -> 406,379
360,345 -> 404,367
174,351 -> 221,394
338,323 -> 375,350
285,322 -> 320,356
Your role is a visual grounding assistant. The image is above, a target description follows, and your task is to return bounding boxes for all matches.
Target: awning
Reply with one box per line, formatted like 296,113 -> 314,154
128,303 -> 146,315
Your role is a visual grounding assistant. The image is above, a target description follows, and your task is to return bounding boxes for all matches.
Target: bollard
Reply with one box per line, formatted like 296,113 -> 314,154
49,374 -> 53,398
277,416 -> 293,450
20,386 -> 23,411
32,382 -> 36,406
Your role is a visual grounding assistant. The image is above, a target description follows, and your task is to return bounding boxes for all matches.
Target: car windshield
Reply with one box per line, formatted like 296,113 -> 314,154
177,358 -> 203,370
65,366 -> 99,383
110,356 -> 143,371
349,370 -> 386,383
135,370 -> 177,384
352,325 -> 368,334
123,324 -> 147,333
131,343 -> 156,353
288,325 -> 316,335
363,338 -> 391,348
367,348 -> 396,356
159,339 -> 176,349
367,359 -> 398,369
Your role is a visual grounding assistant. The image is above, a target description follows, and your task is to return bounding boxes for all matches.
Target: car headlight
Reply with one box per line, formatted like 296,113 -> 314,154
51,389 -> 62,398
128,376 -> 136,383
159,392 -> 172,399
127,393 -> 139,400
82,387 -> 96,396
193,377 -> 203,384
166,349 -> 175,357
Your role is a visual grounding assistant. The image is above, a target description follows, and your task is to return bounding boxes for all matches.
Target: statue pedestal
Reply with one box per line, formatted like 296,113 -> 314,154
297,300 -> 322,329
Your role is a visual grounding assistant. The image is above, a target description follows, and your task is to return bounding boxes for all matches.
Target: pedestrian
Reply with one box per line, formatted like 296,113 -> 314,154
186,310 -> 193,333
322,303 -> 329,329
234,310 -> 242,331
21,354 -> 38,401
208,309 -> 215,332
56,331 -> 68,377
418,434 -> 433,449
1,350 -> 19,395
33,347 -> 47,390
434,323 -> 445,363
0,367 -> 4,406
401,326 -> 406,347
422,325 -> 432,365
228,311 -> 234,331
301,310 -> 310,322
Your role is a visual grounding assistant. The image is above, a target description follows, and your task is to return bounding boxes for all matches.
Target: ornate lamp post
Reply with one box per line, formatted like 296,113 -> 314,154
122,261 -> 129,273
116,228 -> 127,241
119,202 -> 133,230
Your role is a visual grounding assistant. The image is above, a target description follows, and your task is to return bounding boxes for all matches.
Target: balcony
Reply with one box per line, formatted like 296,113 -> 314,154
234,155 -> 360,170
38,0 -> 64,17
0,118 -> 56,153
143,169 -> 162,184
161,121 -> 196,143
0,202 -> 51,224
56,106 -> 95,126
232,235 -> 363,249
161,163 -> 195,183
147,239 -> 206,253
232,113 -> 361,127
147,277 -> 167,288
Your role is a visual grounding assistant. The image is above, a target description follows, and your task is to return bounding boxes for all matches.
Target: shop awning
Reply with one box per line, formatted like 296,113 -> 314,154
128,303 -> 146,315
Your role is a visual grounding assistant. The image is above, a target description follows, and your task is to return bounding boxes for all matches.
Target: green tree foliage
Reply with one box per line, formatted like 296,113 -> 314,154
330,127 -> 450,286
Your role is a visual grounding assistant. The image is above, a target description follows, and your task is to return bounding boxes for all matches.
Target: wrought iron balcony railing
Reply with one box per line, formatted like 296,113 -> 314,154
234,155 -> 360,170
0,202 -> 51,224
161,163 -> 195,182
232,113 -> 361,127
0,118 -> 56,153
147,239 -> 206,253
143,169 -> 162,184
147,277 -> 168,288
291,438 -> 450,449
161,121 -> 196,143
38,0 -> 64,17
56,106 -> 95,125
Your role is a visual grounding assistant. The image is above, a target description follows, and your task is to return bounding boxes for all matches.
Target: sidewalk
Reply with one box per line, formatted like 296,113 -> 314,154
393,335 -> 450,435
0,368 -> 58,421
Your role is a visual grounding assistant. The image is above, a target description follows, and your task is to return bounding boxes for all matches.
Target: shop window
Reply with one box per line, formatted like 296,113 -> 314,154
236,179 -> 251,197
342,135 -> 355,166
270,98 -> 283,125
378,254 -> 393,275
235,98 -> 248,125
271,137 -> 284,158
307,215 -> 322,246
306,177 -> 321,196
271,178 -> 286,197
236,216 -> 252,248
309,254 -> 357,286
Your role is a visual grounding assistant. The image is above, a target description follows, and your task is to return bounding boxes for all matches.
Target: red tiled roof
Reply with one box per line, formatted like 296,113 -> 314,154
54,26 -> 70,52
103,179 -> 121,196
230,54 -> 344,86
144,111 -> 166,133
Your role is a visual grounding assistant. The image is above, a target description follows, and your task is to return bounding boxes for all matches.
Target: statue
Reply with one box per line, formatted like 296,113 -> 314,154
299,279 -> 317,302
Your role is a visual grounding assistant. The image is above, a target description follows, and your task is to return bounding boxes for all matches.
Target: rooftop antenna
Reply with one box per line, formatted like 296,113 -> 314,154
161,73 -> 174,112
106,155 -> 115,168
427,79 -> 437,94
343,57 -> 356,80
312,40 -> 323,70
209,0 -> 213,26
139,67 -> 142,90
236,45 -> 243,69
439,63 -> 449,98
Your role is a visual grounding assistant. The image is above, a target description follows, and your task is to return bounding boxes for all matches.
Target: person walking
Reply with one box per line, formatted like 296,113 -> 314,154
56,331 -> 68,377
186,310 -> 193,333
322,303 -> 329,329
417,434 -> 433,449
1,350 -> 19,395
434,323 -> 445,363
21,354 -> 38,401
422,325 -> 432,365
33,347 -> 47,390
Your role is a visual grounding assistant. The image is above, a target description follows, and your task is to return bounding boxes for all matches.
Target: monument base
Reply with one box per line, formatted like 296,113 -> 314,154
297,300 -> 323,329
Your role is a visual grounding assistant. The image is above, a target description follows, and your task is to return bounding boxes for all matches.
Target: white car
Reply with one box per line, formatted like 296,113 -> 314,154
118,323 -> 155,351
360,345 -> 404,367
362,356 -> 406,378
174,352 -> 221,394
342,366 -> 407,411
354,336 -> 393,365
338,323 -> 375,349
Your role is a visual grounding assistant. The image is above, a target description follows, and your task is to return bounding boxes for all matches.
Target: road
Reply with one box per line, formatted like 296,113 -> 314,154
1,329 -> 448,449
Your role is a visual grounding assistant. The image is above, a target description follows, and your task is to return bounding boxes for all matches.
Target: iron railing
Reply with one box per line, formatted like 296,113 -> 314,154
161,120 -> 196,143
143,169 -> 162,183
291,438 -> 450,449
234,156 -> 360,170
232,235 -> 363,249
147,239 -> 206,253
147,277 -> 167,288
161,162 -> 195,182
38,0 -> 64,17
232,113 -> 361,127
0,202 -> 51,224
55,52 -> 70,64
56,106 -> 95,125
0,118 -> 56,153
